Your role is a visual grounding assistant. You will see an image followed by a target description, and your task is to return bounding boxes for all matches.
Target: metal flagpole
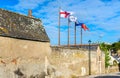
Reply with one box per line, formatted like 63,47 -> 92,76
68,18 -> 70,46
58,7 -> 61,46
74,23 -> 76,45
81,25 -> 82,45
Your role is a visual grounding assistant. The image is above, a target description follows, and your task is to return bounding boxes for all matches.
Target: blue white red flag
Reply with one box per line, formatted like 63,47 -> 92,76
75,22 -> 89,31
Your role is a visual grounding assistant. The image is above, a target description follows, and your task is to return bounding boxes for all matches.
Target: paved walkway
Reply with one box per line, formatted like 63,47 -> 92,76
78,72 -> 120,78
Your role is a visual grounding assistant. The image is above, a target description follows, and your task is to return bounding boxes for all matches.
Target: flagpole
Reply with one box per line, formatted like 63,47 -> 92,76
68,18 -> 70,46
58,7 -> 61,46
81,25 -> 82,45
74,23 -> 76,46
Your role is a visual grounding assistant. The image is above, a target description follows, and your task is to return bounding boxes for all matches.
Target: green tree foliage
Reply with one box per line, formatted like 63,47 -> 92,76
111,42 -> 120,53
104,50 -> 111,68
100,43 -> 111,68
118,39 -> 120,42
100,41 -> 120,68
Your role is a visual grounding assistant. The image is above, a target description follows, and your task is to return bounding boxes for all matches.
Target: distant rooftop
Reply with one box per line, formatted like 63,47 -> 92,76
0,8 -> 49,42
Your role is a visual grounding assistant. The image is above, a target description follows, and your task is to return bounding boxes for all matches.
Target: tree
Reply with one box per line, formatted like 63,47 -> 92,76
118,39 -> 120,42
100,43 -> 111,68
111,42 -> 120,54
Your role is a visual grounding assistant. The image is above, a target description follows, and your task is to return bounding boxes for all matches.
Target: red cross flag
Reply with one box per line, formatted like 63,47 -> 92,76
60,9 -> 70,18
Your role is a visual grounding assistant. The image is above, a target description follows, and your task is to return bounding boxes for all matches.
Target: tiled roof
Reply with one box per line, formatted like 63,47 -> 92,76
0,8 -> 49,42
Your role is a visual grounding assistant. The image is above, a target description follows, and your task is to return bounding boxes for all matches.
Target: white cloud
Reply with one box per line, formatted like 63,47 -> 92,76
10,0 -> 120,45
14,0 -> 46,10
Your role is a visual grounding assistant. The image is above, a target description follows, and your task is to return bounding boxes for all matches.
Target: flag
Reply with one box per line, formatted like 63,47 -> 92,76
68,15 -> 77,22
81,23 -> 89,31
75,22 -> 89,31
68,11 -> 74,15
75,21 -> 81,26
60,9 -> 70,18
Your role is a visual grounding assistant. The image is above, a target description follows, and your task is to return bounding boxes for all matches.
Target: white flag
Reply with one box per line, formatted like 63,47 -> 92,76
60,9 -> 70,18
68,15 -> 77,22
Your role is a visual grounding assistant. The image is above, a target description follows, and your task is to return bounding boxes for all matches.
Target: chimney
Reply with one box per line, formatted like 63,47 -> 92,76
28,10 -> 33,18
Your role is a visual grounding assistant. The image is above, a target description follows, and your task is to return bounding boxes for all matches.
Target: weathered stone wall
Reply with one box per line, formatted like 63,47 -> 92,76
0,36 -> 51,58
0,36 -> 105,78
0,36 -> 51,78
48,46 -> 105,77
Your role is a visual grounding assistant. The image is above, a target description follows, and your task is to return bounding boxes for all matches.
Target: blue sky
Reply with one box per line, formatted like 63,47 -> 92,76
0,0 -> 120,45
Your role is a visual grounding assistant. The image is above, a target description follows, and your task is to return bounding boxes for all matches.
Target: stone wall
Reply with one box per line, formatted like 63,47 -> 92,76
0,36 -> 51,78
48,46 -> 105,78
0,36 -> 106,78
0,36 -> 51,58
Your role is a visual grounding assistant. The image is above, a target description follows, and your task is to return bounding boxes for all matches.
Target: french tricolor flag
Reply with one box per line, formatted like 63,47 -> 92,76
75,22 -> 89,31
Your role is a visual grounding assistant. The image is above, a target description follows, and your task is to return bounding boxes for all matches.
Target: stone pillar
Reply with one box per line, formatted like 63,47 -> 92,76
28,10 -> 33,18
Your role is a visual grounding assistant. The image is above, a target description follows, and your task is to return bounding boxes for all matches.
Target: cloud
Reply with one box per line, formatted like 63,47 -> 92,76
8,0 -> 120,45
39,0 -> 120,44
13,0 -> 47,10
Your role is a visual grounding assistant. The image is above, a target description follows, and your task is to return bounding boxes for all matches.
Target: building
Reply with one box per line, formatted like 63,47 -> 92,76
0,8 -> 51,78
0,8 -> 51,58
